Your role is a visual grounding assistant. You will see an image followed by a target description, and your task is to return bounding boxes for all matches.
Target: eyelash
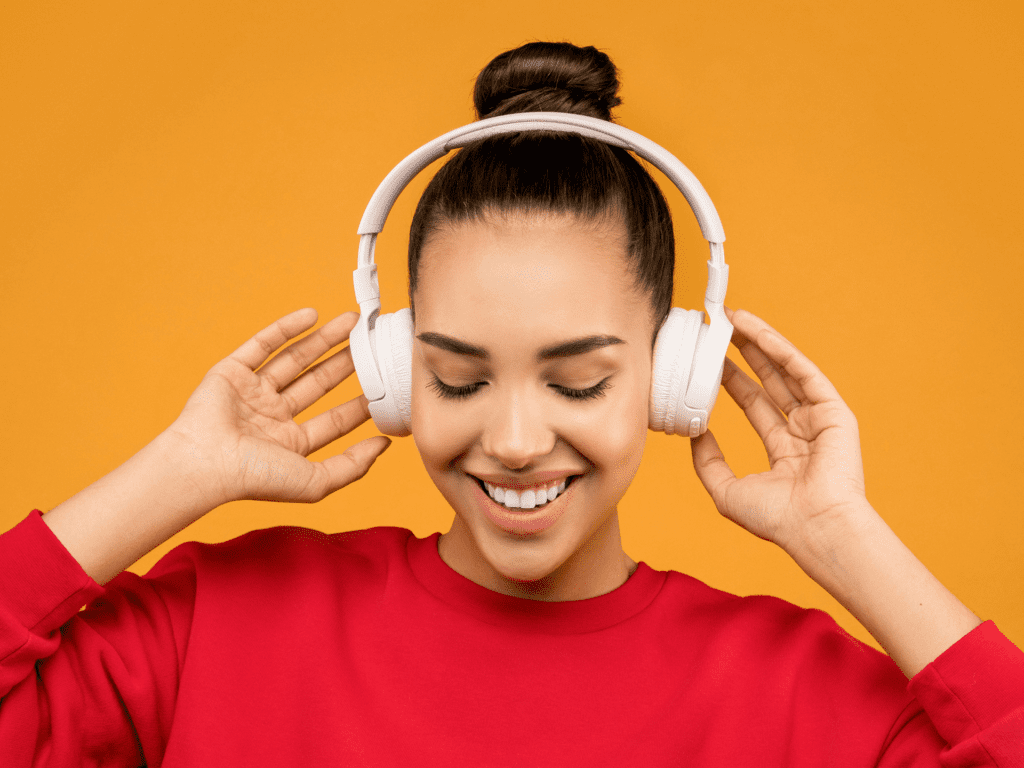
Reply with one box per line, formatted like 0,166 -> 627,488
427,375 -> 612,402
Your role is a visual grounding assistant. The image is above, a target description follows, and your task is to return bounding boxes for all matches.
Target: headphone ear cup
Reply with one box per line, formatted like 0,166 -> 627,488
368,308 -> 413,437
649,308 -> 705,434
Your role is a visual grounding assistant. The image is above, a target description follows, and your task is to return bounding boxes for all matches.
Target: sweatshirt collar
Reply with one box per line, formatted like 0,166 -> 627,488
406,531 -> 666,634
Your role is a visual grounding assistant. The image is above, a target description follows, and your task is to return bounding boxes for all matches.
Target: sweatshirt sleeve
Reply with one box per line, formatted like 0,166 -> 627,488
0,509 -> 198,766
876,620 -> 1024,767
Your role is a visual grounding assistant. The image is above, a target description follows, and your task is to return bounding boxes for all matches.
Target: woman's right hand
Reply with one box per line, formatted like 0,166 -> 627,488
163,308 -> 391,509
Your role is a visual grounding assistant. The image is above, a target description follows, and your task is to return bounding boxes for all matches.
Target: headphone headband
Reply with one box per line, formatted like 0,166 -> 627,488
357,111 -> 725,243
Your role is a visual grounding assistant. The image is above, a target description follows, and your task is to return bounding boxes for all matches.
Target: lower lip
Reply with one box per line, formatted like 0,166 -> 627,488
473,477 -> 576,535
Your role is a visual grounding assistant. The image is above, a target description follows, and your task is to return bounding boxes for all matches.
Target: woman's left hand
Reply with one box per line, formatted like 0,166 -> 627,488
690,307 -> 868,553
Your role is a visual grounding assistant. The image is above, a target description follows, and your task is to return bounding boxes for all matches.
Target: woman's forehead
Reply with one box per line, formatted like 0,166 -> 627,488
416,213 -> 634,295
412,213 -> 650,347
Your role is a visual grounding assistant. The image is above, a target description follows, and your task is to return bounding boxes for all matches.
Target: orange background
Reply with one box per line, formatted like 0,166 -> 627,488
2,2 -> 1021,652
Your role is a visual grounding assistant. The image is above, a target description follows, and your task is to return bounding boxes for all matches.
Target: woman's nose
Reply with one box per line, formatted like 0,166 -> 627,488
480,389 -> 556,470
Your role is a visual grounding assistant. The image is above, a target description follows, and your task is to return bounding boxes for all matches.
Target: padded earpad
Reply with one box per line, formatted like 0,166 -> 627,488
649,307 -> 705,434
368,308 -> 414,436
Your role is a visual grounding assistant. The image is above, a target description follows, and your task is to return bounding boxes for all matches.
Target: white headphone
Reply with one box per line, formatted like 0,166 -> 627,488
350,112 -> 733,439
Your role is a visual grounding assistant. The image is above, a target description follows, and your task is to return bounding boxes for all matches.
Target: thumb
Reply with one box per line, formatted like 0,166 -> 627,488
690,429 -> 736,507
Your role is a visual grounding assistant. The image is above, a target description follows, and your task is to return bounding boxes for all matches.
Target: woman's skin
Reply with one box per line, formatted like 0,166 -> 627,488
42,208 -> 982,680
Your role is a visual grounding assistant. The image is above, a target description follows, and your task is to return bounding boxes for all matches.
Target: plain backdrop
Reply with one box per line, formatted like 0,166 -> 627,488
2,1 -> 1021,652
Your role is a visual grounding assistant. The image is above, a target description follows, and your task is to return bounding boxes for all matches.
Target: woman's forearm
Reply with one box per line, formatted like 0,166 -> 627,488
42,430 -> 221,586
785,501 -> 983,679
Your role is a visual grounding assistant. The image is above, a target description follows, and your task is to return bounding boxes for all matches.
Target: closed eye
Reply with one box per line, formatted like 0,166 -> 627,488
426,376 -> 483,400
551,378 -> 612,401
427,375 -> 612,402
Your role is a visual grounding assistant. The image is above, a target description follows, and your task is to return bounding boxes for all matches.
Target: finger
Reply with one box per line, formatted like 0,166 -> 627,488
314,435 -> 392,499
727,307 -> 842,406
301,393 -> 375,455
719,355 -> 790,448
280,344 -> 357,417
689,429 -> 738,511
725,305 -> 806,404
228,308 -> 319,371
728,333 -> 803,416
258,311 -> 359,392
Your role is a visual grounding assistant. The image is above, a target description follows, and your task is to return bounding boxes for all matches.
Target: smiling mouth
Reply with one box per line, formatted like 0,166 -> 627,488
470,474 -> 580,512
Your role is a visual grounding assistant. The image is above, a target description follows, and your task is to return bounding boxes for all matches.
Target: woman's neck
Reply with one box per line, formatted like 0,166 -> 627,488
437,510 -> 637,602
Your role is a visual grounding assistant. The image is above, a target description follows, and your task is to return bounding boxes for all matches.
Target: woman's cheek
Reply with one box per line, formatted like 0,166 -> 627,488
412,401 -> 475,464
411,377 -> 449,461
602,377 -> 650,484
411,386 -> 491,472
571,390 -> 648,469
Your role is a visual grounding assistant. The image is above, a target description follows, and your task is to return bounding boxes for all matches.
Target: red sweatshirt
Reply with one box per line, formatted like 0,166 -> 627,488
1,509 -> 1021,766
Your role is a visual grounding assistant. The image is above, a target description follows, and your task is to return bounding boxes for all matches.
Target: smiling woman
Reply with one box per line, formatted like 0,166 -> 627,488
413,212 -> 650,598
1,38 -> 1022,768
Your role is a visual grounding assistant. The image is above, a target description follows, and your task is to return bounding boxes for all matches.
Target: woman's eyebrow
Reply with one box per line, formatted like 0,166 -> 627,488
416,332 -> 625,361
537,335 -> 625,360
417,332 -> 488,359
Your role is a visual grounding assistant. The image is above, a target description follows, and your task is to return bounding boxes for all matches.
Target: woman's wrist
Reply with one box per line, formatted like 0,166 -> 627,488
156,422 -> 235,509
43,430 -> 225,585
783,500 -> 982,679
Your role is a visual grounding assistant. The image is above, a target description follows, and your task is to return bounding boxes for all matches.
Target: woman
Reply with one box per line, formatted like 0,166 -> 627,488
1,42 -> 1021,766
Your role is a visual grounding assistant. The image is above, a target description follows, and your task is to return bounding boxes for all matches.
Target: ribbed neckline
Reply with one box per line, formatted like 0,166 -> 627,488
405,531 -> 667,634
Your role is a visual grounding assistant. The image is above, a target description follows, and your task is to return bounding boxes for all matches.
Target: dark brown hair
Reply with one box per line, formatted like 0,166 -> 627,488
408,42 -> 675,345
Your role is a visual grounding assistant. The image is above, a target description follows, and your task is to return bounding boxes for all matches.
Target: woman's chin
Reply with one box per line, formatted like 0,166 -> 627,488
495,553 -> 564,585
476,532 -> 575,588
439,475 -> 627,599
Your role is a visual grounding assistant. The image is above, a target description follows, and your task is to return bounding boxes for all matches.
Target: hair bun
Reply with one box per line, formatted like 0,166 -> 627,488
473,42 -> 622,122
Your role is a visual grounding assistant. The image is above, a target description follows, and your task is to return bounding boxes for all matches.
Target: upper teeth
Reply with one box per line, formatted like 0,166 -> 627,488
484,478 -> 569,510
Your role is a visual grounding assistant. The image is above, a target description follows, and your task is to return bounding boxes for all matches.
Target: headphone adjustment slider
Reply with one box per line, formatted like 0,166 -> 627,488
705,258 -> 729,306
353,264 -> 381,306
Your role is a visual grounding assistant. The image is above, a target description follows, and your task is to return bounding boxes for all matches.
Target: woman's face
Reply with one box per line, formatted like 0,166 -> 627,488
410,210 -> 655,601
